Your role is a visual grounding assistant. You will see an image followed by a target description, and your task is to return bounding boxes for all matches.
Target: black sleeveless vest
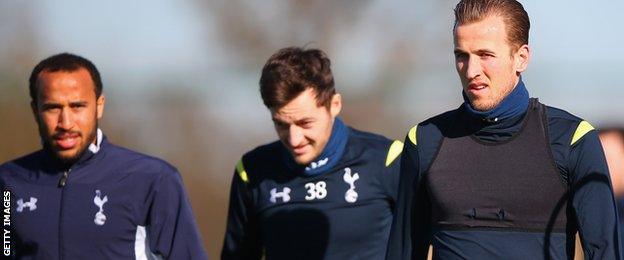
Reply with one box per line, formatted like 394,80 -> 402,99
426,99 -> 569,232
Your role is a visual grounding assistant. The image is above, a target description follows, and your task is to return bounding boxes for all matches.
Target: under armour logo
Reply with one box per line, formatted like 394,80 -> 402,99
93,190 -> 108,226
305,157 -> 329,171
343,167 -> 359,203
16,197 -> 37,212
270,187 -> 291,203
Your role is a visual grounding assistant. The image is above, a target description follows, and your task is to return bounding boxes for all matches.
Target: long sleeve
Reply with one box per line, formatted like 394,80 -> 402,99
387,130 -> 430,260
146,169 -> 208,259
221,164 -> 262,260
568,129 -> 621,259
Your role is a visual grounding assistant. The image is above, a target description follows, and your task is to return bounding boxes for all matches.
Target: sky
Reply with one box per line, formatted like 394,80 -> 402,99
2,1 -> 622,257
2,0 -> 623,125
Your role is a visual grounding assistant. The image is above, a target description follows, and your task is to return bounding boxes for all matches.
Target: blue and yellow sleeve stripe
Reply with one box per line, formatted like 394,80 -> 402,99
408,125 -> 417,146
235,159 -> 249,183
385,140 -> 404,167
571,120 -> 594,146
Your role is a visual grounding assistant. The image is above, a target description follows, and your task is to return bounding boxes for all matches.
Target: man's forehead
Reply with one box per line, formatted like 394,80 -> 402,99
453,16 -> 516,54
37,69 -> 94,88
272,105 -> 315,121
271,89 -> 326,118
36,69 -> 97,101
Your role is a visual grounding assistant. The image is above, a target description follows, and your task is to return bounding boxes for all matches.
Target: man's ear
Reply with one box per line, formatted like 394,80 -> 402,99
96,94 -> 106,120
330,93 -> 342,118
31,100 -> 39,124
515,44 -> 530,73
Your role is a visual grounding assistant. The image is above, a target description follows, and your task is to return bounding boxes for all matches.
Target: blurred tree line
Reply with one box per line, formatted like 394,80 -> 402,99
0,1 -> 482,258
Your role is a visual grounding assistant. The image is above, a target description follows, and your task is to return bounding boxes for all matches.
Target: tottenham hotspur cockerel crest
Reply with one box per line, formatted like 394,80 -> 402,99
93,190 -> 108,226
343,167 -> 359,203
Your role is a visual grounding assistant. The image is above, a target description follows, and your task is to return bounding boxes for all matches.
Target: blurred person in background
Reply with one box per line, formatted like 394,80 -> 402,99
599,128 -> 624,240
387,0 -> 620,259
0,53 -> 208,259
221,47 -> 403,259
600,128 -> 624,199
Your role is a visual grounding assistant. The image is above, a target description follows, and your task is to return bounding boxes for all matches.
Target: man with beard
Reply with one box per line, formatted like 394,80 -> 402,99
0,53 -> 207,259
387,0 -> 620,259
221,47 -> 403,259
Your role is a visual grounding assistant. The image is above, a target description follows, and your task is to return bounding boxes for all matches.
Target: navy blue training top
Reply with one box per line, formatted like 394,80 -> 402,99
0,131 -> 208,259
222,127 -> 403,260
387,84 -> 620,260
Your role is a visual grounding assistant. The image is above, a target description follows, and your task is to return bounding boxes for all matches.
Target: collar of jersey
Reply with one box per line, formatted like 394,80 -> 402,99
283,117 -> 350,176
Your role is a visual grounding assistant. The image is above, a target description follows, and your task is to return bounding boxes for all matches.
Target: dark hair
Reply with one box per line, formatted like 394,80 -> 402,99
259,47 -> 335,109
454,0 -> 530,51
29,53 -> 102,103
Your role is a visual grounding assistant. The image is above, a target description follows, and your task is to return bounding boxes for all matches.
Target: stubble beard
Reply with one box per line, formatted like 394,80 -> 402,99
40,123 -> 98,167
469,83 -> 516,112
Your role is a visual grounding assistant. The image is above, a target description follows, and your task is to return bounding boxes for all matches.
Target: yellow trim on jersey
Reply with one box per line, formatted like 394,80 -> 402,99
236,159 -> 249,183
571,121 -> 594,146
408,125 -> 417,145
385,140 -> 404,167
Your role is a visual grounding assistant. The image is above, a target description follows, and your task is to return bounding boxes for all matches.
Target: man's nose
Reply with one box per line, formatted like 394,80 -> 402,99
288,126 -> 304,147
57,107 -> 74,130
465,56 -> 482,80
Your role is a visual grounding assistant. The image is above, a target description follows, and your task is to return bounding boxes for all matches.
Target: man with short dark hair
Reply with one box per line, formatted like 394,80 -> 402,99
0,53 -> 208,259
387,0 -> 620,259
221,47 -> 403,259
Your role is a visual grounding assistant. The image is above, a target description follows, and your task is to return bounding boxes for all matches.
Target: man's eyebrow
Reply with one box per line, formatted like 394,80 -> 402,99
454,48 -> 467,55
69,101 -> 88,106
294,117 -> 314,124
454,48 -> 495,55
271,117 -> 313,124
41,102 -> 62,109
272,117 -> 287,124
474,49 -> 495,54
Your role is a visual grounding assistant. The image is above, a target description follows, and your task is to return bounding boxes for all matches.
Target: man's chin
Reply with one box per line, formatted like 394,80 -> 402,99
293,158 -> 311,166
46,144 -> 89,166
470,99 -> 497,112
42,129 -> 97,166
292,154 -> 315,166
54,151 -> 83,165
